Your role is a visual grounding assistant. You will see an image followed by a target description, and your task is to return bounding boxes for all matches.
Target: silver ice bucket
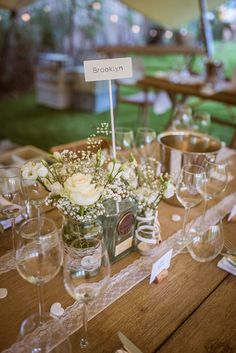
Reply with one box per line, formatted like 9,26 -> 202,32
157,131 -> 222,206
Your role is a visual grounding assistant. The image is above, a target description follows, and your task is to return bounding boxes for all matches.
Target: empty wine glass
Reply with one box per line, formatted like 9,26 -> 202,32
0,167 -> 26,234
199,159 -> 228,225
171,105 -> 193,131
14,216 -> 63,338
176,164 -> 205,248
63,238 -> 110,348
115,127 -> 135,151
136,127 -> 156,163
192,112 -> 211,135
22,178 -> 48,220
187,221 -> 224,262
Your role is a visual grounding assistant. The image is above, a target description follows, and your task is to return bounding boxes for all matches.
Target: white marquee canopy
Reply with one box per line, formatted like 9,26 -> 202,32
121,0 -> 224,28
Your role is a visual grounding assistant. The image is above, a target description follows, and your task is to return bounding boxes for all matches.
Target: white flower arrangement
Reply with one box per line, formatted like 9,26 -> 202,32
22,125 -> 136,223
132,158 -> 175,217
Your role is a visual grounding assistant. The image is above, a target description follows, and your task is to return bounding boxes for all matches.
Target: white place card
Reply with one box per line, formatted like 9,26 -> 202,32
84,57 -> 132,82
150,249 -> 173,284
217,257 -> 236,276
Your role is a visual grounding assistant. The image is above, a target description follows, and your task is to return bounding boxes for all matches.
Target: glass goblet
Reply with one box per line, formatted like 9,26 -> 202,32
136,127 -> 156,164
199,159 -> 228,225
22,178 -> 48,220
187,221 -> 224,262
192,112 -> 211,135
63,238 -> 110,349
0,167 -> 26,234
14,216 -> 63,335
175,164 -> 205,248
171,105 -> 193,131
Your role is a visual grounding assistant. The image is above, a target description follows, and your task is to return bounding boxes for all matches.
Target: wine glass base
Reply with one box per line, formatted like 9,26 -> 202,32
175,239 -> 189,254
18,313 -> 71,353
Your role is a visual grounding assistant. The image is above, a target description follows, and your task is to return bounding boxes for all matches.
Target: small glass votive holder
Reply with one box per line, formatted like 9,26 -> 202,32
187,221 -> 224,263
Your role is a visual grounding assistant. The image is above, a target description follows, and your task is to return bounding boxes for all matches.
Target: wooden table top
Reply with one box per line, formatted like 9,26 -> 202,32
139,75 -> 236,106
96,44 -> 205,57
0,151 -> 236,353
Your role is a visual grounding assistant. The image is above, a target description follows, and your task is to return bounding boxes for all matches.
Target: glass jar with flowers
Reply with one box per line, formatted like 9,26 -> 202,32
21,127 -> 136,256
132,159 -> 175,255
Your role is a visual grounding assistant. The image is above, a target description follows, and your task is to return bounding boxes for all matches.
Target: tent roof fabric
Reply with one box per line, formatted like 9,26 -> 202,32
0,0 -> 35,10
121,0 -> 223,28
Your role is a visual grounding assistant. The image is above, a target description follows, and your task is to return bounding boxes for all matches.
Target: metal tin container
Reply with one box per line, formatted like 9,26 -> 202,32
157,131 -> 222,206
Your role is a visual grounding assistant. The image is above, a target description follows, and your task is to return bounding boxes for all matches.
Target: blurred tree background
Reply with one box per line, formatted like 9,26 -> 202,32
0,0 -> 235,95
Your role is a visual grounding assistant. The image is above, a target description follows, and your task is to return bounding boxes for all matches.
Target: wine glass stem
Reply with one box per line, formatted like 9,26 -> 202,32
11,218 -> 16,237
80,303 -> 89,349
182,207 -> 190,243
38,284 -> 44,325
37,206 -> 41,222
201,199 -> 208,225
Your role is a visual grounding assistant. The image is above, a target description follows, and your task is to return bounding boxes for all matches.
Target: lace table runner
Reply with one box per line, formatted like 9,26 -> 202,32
2,191 -> 236,353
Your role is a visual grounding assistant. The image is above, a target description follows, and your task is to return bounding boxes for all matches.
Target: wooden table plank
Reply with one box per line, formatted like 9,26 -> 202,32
156,274 -> 236,353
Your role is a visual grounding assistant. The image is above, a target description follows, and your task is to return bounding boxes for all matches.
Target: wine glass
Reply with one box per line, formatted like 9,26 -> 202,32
136,127 -> 156,163
175,164 -> 205,248
63,238 -> 110,348
22,178 -> 48,220
187,220 -> 224,262
0,167 -> 26,234
199,159 -> 228,225
192,112 -> 211,135
115,127 -> 135,150
171,105 -> 193,131
14,216 -> 63,338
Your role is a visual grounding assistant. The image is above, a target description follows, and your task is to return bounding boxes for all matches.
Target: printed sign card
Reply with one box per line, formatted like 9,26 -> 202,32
150,249 -> 173,284
84,57 -> 132,82
83,57 -> 133,159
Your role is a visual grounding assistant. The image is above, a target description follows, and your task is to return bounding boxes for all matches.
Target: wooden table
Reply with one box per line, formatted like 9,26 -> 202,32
0,152 -> 236,353
138,75 -> 236,135
139,75 -> 236,106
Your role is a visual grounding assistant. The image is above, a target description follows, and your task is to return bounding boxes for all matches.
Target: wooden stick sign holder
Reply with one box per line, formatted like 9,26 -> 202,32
83,57 -> 133,159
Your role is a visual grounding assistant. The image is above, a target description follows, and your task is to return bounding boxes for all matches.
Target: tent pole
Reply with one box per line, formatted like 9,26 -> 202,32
199,0 -> 214,59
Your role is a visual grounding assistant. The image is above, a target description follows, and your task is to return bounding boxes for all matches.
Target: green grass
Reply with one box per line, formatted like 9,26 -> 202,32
0,92 -> 172,150
0,41 -> 235,152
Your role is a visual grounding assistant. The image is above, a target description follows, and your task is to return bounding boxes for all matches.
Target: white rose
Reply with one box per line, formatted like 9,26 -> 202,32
64,173 -> 102,206
164,182 -> 175,199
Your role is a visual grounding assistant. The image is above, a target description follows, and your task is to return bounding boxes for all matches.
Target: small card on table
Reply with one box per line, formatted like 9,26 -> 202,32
150,249 -> 173,284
